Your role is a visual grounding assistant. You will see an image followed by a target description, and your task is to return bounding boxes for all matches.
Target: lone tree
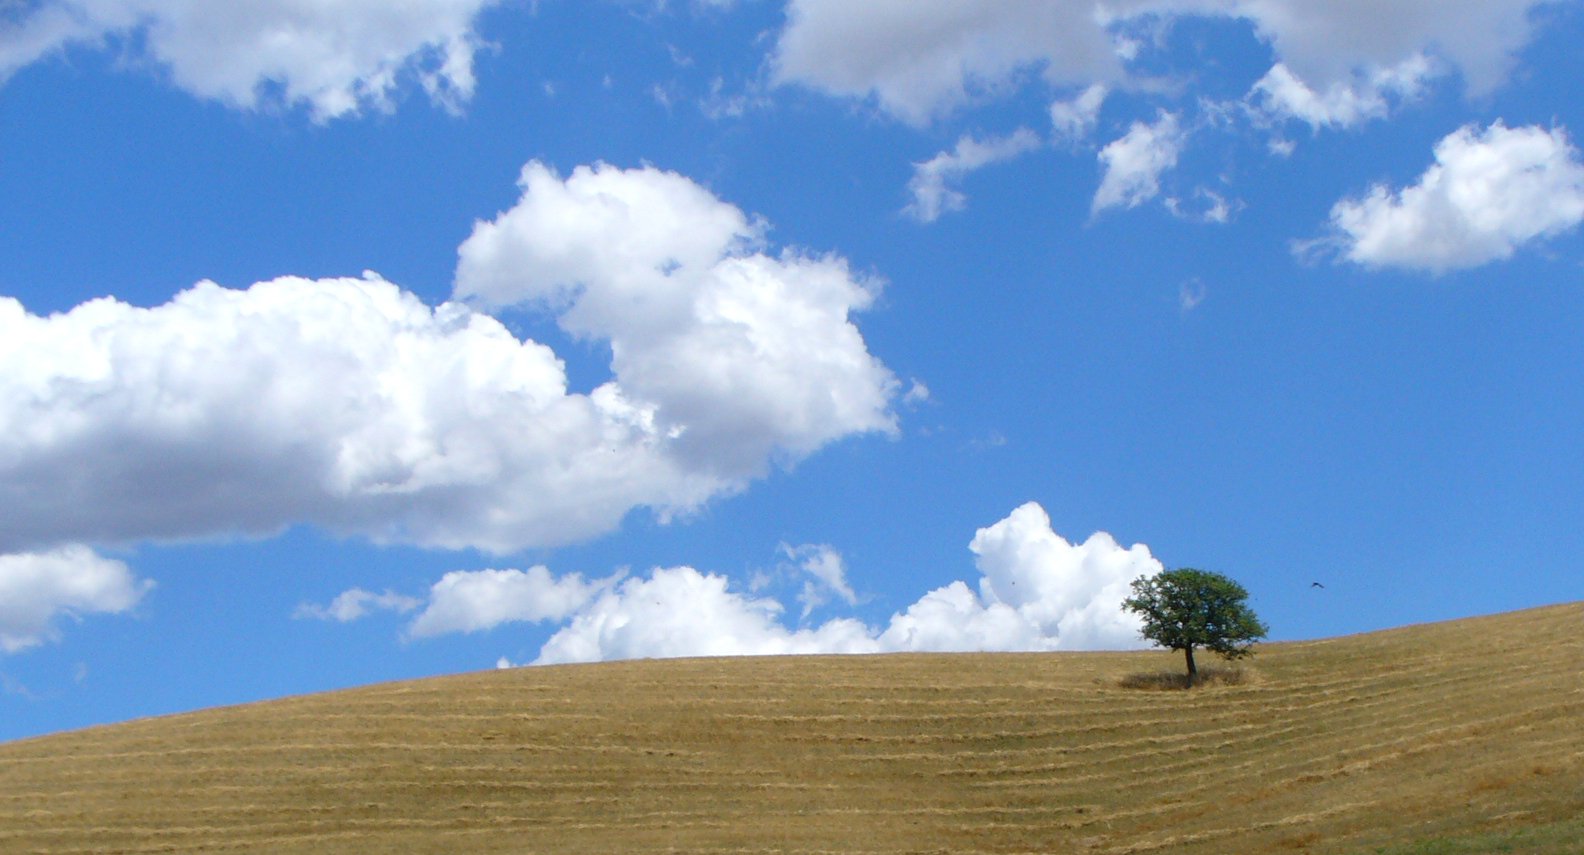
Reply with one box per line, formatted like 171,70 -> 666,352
1122,568 -> 1268,683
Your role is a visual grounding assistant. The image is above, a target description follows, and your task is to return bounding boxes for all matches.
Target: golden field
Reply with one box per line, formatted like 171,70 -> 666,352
1,602 -> 1580,854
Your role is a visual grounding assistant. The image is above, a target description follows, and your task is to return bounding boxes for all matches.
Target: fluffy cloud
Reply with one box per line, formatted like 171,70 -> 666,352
1220,0 -> 1540,99
396,503 -> 1161,663
1093,111 -> 1185,213
454,161 -> 899,476
1,163 -> 896,555
0,274 -> 685,552
961,502 -> 1159,651
0,0 -> 500,120
770,1 -> 1549,125
863,503 -> 1161,653
903,128 -> 1042,222
1321,121 -> 1584,272
0,545 -> 152,653
771,1 -> 1121,126
407,567 -> 605,638
535,567 -> 880,664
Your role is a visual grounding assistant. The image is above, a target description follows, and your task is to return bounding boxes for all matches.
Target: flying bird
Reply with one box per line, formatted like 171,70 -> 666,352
1311,582 -> 1325,589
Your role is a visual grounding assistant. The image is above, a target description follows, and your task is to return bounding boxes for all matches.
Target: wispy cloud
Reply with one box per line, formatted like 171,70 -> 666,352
903,129 -> 1042,222
295,589 -> 421,623
1250,55 -> 1438,129
1093,111 -> 1185,214
1050,83 -> 1108,143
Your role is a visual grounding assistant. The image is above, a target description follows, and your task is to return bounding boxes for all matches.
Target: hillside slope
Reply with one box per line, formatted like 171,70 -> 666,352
2,603 -> 1581,854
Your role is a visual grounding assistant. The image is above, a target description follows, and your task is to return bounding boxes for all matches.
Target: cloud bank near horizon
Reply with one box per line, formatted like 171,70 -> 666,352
303,502 -> 1164,664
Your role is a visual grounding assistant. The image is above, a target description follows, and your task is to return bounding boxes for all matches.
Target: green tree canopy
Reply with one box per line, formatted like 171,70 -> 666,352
1122,568 -> 1268,683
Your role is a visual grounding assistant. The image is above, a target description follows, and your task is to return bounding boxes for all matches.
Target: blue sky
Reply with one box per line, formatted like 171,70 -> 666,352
2,0 -> 1581,742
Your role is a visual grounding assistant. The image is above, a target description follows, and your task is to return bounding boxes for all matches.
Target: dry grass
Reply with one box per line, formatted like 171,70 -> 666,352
1117,664 -> 1251,690
1,602 -> 1581,854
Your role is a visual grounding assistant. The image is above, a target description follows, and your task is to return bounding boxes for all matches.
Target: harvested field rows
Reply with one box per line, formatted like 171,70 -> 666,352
1,602 -> 1581,853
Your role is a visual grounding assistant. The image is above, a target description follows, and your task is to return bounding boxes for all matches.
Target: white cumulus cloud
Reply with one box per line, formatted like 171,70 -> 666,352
308,566 -> 608,639
0,0 -> 500,120
1,163 -> 897,555
0,545 -> 152,653
1093,111 -> 1185,214
866,502 -> 1161,653
1219,0 -> 1541,99
407,567 -> 606,638
454,161 -> 900,476
961,502 -> 1160,651
0,273 -> 688,552
1320,121 -> 1584,273
771,0 -> 1121,126
534,566 -> 880,664
903,128 -> 1042,222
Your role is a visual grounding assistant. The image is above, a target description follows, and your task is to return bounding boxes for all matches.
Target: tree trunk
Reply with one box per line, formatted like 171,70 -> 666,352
1183,646 -> 1198,684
